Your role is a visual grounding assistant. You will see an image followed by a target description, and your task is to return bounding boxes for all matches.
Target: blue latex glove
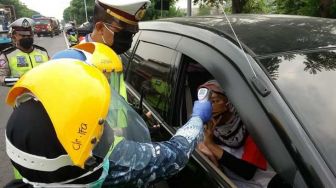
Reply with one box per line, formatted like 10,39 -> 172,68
191,100 -> 212,123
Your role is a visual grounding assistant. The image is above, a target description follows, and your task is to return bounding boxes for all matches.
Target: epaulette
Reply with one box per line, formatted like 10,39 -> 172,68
33,44 -> 48,52
1,45 -> 16,55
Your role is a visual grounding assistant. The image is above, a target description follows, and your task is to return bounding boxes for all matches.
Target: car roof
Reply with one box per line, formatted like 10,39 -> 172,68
140,14 -> 336,57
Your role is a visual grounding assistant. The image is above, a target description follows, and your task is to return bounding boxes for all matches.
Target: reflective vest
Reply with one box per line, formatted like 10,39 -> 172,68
6,47 -> 48,77
108,72 -> 127,128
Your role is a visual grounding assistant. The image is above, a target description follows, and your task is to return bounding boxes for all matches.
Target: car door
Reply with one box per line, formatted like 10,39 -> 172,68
174,31 -> 333,187
124,30 -> 235,188
173,34 -> 303,187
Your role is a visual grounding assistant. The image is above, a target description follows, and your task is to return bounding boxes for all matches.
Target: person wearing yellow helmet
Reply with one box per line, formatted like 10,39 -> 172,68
5,58 -> 213,187
52,42 -> 133,140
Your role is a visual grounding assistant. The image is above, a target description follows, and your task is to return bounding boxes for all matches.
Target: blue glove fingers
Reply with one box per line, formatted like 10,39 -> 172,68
191,101 -> 212,123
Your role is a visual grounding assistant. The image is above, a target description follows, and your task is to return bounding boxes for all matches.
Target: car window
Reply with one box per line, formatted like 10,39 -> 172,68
175,55 -> 214,125
126,41 -> 176,121
258,49 -> 336,175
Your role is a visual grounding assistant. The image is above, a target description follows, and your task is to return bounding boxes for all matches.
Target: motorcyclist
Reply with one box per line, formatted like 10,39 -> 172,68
66,21 -> 78,46
4,59 -> 212,187
0,17 -> 49,86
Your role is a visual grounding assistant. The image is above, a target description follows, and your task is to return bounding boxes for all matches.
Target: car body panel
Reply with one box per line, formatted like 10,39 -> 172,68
123,14 -> 336,188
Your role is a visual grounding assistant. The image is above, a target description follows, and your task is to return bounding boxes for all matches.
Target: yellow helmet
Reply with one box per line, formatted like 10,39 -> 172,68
6,59 -> 111,169
73,42 -> 122,73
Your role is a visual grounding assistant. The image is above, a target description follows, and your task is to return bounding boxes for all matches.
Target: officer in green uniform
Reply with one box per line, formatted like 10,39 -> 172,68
0,17 -> 49,86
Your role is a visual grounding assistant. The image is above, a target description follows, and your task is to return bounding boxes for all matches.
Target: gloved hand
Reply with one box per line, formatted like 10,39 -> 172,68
191,100 -> 212,123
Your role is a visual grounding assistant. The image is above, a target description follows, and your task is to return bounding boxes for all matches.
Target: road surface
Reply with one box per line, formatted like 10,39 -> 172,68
0,34 -> 67,186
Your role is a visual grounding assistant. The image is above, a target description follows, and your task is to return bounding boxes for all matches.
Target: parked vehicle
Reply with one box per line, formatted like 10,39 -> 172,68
34,17 -> 60,37
121,14 -> 336,188
0,4 -> 15,50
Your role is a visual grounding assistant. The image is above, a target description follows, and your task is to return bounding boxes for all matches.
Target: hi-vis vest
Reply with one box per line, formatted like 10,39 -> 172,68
6,46 -> 48,77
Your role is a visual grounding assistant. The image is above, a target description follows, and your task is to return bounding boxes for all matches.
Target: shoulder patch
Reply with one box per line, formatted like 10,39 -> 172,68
0,59 -> 6,67
33,45 -> 48,52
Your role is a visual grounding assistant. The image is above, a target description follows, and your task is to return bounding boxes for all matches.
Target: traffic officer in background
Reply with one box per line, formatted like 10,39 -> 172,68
0,17 -> 49,86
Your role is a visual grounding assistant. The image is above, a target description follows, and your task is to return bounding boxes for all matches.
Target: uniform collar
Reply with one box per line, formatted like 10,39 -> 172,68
86,34 -> 94,42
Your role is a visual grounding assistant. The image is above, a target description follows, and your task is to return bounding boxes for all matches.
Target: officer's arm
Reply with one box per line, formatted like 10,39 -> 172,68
0,53 -> 11,86
104,101 -> 211,187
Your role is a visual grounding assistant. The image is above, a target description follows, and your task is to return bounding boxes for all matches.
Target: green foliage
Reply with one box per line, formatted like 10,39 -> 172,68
244,0 -> 271,13
139,0 -> 185,20
63,0 -> 94,25
0,0 -> 40,18
193,0 -> 272,14
64,0 -> 184,22
273,0 -> 336,18
198,5 -> 212,16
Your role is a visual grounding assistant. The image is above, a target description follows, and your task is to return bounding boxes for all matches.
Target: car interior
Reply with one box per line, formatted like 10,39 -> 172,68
176,55 -> 282,188
124,43 -> 292,187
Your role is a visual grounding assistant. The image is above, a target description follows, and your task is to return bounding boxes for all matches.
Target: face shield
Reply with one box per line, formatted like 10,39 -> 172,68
107,84 -> 151,143
92,84 -> 152,170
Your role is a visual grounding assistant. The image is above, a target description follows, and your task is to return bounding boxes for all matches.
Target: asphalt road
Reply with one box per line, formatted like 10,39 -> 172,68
0,33 -> 67,186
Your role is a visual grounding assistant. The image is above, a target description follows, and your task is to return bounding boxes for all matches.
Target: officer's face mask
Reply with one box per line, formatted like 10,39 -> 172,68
101,23 -> 114,46
19,37 -> 34,50
111,31 -> 134,54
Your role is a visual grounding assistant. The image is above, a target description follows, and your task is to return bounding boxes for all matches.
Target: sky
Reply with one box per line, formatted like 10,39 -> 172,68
20,0 -> 71,20
20,0 -> 191,21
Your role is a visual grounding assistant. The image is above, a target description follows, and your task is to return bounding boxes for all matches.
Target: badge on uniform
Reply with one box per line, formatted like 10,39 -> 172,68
0,59 -> 6,67
17,56 -> 28,67
34,55 -> 43,63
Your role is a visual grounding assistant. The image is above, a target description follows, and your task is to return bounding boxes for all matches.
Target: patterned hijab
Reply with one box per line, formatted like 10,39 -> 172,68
199,80 -> 248,148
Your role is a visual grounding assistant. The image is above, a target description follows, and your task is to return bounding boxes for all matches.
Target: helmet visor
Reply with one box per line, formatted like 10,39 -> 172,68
92,120 -> 114,159
107,87 -> 151,143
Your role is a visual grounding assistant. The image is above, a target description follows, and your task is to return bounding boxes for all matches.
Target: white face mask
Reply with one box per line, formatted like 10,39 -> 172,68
101,23 -> 114,45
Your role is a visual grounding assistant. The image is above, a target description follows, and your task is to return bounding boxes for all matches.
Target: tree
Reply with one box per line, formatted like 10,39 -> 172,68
273,0 -> 336,18
63,0 -> 94,24
193,0 -> 271,14
143,0 -> 184,20
198,5 -> 212,15
64,0 -> 182,23
319,0 -> 333,17
0,0 -> 41,18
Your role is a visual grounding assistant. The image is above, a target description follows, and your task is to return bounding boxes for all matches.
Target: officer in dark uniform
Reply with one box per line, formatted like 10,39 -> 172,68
81,0 -> 150,54
0,17 -> 49,86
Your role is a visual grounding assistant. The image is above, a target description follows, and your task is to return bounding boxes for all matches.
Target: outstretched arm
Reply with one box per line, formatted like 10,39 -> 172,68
104,101 -> 212,187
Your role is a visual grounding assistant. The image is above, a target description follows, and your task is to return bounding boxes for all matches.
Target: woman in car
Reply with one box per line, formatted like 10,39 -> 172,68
197,80 -> 280,188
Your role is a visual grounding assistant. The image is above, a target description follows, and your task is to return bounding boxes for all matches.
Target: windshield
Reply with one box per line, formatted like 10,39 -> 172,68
35,19 -> 50,25
258,49 -> 336,174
